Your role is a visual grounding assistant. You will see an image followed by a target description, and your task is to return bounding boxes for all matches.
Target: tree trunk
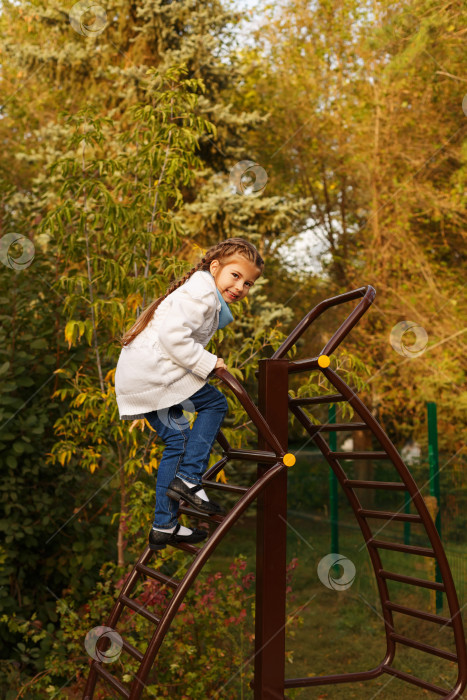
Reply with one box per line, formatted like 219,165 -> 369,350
117,469 -> 126,567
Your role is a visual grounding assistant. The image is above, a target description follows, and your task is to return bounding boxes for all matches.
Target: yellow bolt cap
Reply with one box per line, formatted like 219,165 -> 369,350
283,453 -> 296,467
318,354 -> 330,368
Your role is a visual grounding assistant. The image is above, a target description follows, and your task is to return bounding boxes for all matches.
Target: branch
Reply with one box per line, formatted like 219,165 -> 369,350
435,71 -> 467,83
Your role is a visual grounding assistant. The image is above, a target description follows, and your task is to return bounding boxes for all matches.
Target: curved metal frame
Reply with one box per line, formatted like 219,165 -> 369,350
287,370 -> 467,697
83,365 -> 287,700
272,285 -> 376,360
85,461 -> 285,700
277,285 -> 467,698
83,283 -> 466,700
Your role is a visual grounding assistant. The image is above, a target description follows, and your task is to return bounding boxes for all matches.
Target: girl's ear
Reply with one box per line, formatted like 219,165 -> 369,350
210,259 -> 220,276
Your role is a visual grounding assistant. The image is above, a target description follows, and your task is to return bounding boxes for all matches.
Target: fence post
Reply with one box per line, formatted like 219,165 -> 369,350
427,401 -> 443,614
404,493 -> 411,546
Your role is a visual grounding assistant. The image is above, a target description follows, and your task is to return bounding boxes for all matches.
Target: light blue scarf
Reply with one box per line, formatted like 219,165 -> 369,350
216,288 -> 234,329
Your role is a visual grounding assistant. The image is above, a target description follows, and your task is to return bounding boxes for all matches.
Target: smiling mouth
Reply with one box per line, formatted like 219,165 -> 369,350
226,291 -> 238,300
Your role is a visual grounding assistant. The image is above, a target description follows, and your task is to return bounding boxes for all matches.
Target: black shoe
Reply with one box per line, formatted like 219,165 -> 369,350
148,523 -> 208,551
167,477 -> 226,516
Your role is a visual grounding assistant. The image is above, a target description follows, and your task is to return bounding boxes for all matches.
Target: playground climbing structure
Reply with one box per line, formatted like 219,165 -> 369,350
83,285 -> 467,700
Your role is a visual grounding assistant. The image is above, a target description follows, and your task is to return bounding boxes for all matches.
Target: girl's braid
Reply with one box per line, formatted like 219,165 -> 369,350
157,259 -> 205,304
157,240 -> 230,304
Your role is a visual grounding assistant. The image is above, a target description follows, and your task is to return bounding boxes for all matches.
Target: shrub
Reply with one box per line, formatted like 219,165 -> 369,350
4,553 -> 302,699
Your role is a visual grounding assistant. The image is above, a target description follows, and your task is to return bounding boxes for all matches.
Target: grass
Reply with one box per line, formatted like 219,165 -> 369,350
200,511 -> 466,699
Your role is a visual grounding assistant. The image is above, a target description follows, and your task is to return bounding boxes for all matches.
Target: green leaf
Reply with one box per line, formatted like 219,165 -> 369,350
6,455 -> 17,469
30,339 -> 48,350
85,320 -> 93,346
0,361 -> 10,376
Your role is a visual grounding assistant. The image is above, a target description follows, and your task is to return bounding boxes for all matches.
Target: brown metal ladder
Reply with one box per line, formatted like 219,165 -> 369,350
275,285 -> 467,698
83,284 -> 467,699
82,367 -> 291,700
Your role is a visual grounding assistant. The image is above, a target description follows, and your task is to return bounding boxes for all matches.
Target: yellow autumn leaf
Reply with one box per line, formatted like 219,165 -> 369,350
64,321 -> 76,349
127,293 -> 143,313
89,463 -> 98,474
129,418 -> 145,432
105,368 -> 116,383
144,457 -> 158,475
216,469 -> 227,484
191,244 -> 206,257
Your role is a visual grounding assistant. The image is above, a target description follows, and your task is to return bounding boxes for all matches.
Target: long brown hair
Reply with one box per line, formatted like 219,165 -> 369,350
119,238 -> 264,347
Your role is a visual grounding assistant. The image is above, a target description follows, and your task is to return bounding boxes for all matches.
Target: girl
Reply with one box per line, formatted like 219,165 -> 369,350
115,238 -> 264,550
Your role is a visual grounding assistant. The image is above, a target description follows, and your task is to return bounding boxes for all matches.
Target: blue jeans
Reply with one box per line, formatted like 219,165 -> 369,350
144,383 -> 228,529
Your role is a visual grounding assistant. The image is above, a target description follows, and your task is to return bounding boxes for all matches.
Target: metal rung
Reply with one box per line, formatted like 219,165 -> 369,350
283,668 -> 387,688
120,637 -> 144,663
345,479 -> 407,490
368,539 -> 435,557
382,665 -> 449,696
202,455 -> 229,481
288,357 -> 321,374
178,504 -> 224,524
135,563 -> 179,589
172,541 -> 201,555
315,423 -> 368,431
225,448 -> 278,463
202,479 -> 248,494
94,664 -> 130,698
120,594 -> 161,625
389,632 -> 457,662
359,509 -> 422,523
384,601 -> 453,627
289,394 -> 346,406
379,569 -> 445,591
330,451 -> 388,459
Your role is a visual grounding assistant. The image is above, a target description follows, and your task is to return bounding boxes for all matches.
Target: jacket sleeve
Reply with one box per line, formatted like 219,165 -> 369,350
157,290 -> 218,379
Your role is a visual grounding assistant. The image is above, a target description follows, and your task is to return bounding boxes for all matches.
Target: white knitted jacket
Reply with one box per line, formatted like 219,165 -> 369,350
115,270 -> 221,419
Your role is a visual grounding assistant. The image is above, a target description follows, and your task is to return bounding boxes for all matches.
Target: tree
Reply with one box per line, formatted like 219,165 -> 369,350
236,0 -> 467,454
0,1 -> 296,685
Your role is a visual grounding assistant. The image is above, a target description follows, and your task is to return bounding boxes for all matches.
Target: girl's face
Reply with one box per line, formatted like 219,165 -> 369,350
209,255 -> 262,304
